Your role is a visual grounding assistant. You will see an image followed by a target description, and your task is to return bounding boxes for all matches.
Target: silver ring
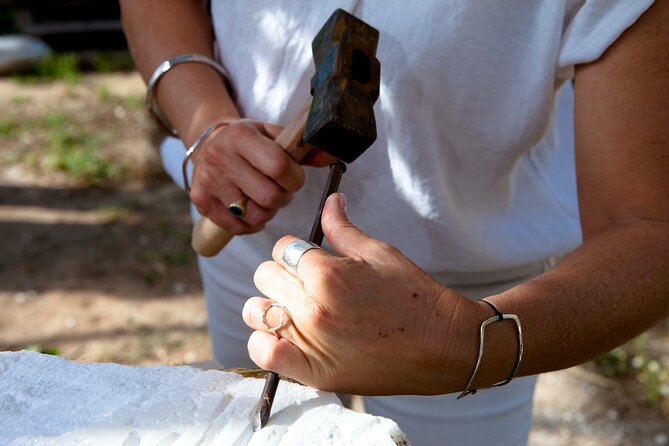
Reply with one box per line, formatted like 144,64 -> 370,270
282,240 -> 320,274
262,303 -> 286,337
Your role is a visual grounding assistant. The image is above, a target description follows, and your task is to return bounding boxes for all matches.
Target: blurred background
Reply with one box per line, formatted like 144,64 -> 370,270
0,2 -> 667,445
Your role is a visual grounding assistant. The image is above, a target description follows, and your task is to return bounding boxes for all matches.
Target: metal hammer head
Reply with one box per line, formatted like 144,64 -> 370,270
304,9 -> 380,163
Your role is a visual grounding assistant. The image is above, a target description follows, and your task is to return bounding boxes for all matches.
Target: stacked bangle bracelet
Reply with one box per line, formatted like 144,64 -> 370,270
457,299 -> 524,399
145,54 -> 231,136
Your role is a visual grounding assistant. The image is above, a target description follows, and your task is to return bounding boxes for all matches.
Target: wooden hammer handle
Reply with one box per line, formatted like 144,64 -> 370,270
191,98 -> 313,257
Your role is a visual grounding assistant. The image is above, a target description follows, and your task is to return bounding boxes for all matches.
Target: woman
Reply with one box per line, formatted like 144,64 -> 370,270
121,1 -> 669,444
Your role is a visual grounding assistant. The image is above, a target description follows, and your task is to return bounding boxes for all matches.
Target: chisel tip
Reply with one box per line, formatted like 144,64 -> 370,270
254,371 -> 280,430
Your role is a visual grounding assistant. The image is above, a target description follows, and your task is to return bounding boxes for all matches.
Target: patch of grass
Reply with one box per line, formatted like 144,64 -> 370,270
89,51 -> 135,73
42,111 -> 70,130
161,251 -> 192,267
97,83 -> 112,102
0,118 -> 15,137
24,345 -> 60,356
593,334 -> 669,405
44,129 -> 124,184
138,248 -> 193,267
2,110 -> 126,185
13,53 -> 81,84
10,95 -> 31,106
123,94 -> 144,110
9,50 -> 135,85
2,150 -> 21,164
98,205 -> 135,221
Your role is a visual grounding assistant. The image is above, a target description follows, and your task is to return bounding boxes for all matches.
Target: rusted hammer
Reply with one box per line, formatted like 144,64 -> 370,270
191,8 -> 380,257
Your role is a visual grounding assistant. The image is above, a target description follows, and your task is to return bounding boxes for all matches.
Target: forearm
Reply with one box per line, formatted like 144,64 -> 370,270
462,220 -> 669,391
120,0 -> 239,145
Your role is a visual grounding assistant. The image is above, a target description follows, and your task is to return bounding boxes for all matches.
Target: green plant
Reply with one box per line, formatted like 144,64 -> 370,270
13,53 -> 81,84
89,51 -> 135,73
98,205 -> 135,221
43,128 -> 124,184
42,111 -> 70,130
123,94 -> 144,110
10,96 -> 31,106
24,345 -> 60,356
161,251 -> 192,266
2,106 -> 128,185
0,118 -> 14,136
593,333 -> 669,406
97,83 -> 112,102
593,347 -> 630,378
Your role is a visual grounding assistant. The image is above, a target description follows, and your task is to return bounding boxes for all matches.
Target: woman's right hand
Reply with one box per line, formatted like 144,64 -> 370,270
188,119 -> 306,236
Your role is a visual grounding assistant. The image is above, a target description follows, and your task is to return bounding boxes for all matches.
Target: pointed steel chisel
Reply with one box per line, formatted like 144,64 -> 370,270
256,161 -> 346,429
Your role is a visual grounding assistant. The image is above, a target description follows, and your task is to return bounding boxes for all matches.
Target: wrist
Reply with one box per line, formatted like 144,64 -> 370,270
181,106 -> 241,148
430,292 -> 523,395
149,60 -> 241,145
428,288 -> 483,394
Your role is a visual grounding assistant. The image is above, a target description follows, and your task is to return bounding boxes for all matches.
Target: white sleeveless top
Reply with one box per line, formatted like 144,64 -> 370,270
162,0 -> 653,273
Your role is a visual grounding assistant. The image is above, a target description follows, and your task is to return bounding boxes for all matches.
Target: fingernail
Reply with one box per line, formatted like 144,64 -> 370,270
337,193 -> 347,212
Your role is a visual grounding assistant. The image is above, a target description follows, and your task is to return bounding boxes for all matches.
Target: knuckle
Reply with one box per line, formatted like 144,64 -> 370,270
244,207 -> 271,227
269,155 -> 305,192
201,141 -> 228,167
309,259 -> 339,290
273,236 -> 296,260
375,240 -> 399,257
257,184 -> 288,209
224,121 -> 245,139
266,154 -> 291,180
226,121 -> 256,142
189,189 -> 211,213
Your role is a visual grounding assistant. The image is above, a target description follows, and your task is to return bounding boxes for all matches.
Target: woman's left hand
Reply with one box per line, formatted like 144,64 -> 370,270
243,193 -> 478,395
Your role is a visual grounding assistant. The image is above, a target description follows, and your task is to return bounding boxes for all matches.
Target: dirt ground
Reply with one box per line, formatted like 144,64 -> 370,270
1,71 -> 668,445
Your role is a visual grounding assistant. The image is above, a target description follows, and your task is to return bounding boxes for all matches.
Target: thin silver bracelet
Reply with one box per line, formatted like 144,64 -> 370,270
457,299 -> 524,399
182,119 -> 250,193
145,54 -> 231,136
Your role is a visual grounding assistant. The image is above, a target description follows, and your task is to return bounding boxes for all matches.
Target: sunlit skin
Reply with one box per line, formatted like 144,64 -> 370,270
121,0 -> 669,395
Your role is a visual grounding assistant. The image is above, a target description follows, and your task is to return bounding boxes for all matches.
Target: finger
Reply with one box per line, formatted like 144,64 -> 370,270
205,152 -> 293,211
271,236 -> 334,281
253,261 -> 310,309
233,124 -> 305,193
247,330 -> 312,382
193,158 -> 283,226
197,124 -> 295,209
191,185 -> 281,236
190,192 -> 256,236
238,174 -> 293,212
321,193 -> 373,258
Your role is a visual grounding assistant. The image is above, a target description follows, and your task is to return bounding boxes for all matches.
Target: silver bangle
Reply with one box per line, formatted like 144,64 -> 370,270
145,54 -> 231,136
457,299 -> 523,399
182,118 -> 250,193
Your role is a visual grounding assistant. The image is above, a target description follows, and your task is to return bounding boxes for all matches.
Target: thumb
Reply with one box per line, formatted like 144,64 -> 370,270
322,193 -> 372,257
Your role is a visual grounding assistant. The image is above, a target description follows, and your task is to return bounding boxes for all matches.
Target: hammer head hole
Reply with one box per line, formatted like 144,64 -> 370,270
351,49 -> 372,84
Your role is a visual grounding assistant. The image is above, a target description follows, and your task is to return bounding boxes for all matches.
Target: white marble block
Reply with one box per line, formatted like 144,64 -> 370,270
0,351 -> 408,445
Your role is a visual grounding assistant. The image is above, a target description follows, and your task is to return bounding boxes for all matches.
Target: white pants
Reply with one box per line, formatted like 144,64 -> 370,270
193,209 -> 548,446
